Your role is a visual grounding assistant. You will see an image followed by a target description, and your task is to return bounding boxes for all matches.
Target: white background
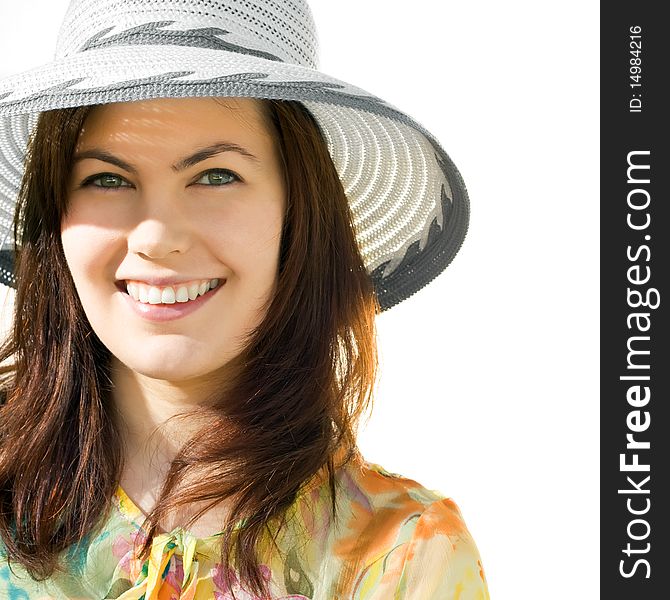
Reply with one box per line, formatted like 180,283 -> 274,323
0,1 -> 599,598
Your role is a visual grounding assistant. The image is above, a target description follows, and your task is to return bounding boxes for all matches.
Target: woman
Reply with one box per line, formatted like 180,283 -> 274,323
0,1 -> 489,598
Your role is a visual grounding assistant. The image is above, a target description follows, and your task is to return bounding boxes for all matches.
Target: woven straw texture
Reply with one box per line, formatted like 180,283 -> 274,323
0,0 -> 469,311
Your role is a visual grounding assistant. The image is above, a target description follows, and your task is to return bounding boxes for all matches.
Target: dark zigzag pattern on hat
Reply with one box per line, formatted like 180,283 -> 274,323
370,150 -> 467,311
0,71 -> 392,119
79,21 -> 283,63
0,72 -> 278,109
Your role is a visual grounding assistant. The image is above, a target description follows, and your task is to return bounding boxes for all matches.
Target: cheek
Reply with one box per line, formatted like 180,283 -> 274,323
209,199 -> 284,282
60,222 -> 121,285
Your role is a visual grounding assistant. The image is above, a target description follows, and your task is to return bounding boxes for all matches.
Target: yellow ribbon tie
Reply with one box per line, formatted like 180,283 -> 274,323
116,527 -> 202,600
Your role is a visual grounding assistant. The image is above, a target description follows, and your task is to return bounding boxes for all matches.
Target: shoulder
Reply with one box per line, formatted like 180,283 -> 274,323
394,496 -> 490,599
329,456 -> 490,598
336,455 -> 471,536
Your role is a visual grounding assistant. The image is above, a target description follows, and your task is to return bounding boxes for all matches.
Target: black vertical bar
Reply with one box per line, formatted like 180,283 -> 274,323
601,3 -> 669,596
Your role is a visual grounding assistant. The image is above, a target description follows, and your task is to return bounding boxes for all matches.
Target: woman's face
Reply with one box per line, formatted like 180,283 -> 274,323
61,97 -> 285,385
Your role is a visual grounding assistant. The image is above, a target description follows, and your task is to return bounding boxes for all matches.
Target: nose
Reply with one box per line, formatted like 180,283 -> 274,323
126,200 -> 192,259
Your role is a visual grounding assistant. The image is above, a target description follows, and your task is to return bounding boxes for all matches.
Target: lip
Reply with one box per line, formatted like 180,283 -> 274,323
117,279 -> 225,322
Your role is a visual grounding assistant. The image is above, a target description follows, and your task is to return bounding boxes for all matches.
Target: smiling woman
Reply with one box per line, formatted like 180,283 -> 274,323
0,1 -> 489,599
62,97 -> 286,379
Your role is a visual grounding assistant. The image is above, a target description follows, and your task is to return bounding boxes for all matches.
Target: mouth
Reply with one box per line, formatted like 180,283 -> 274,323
115,278 -> 226,322
114,278 -> 226,306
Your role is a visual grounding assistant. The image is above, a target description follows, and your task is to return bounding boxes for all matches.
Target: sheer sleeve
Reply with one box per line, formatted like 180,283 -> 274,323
392,497 -> 490,599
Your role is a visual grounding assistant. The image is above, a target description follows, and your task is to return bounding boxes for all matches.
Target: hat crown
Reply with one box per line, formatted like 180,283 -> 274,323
54,0 -> 320,68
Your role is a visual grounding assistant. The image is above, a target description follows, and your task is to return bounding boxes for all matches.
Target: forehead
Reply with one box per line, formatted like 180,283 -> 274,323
75,97 -> 272,149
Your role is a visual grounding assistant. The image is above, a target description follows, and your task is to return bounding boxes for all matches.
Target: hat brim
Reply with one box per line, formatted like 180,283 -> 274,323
0,44 -> 468,311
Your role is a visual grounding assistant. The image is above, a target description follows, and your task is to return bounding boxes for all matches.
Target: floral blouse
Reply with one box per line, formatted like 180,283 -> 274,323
0,450 -> 490,599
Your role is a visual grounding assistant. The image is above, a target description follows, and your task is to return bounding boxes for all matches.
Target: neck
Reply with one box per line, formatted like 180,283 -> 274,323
110,356 -> 232,466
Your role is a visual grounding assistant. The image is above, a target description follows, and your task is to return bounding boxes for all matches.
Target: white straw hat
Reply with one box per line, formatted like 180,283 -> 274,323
0,0 -> 469,311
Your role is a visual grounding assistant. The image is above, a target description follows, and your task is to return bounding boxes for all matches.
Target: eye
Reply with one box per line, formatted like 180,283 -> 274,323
81,173 -> 131,190
193,169 -> 240,186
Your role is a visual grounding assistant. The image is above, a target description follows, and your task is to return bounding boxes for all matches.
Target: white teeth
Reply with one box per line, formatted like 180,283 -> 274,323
158,288 -> 175,304
175,286 -> 189,303
148,287 -> 163,304
125,279 -> 221,305
187,282 -> 200,301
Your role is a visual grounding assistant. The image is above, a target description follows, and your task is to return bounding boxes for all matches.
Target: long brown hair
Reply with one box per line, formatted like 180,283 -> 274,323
0,98 -> 379,598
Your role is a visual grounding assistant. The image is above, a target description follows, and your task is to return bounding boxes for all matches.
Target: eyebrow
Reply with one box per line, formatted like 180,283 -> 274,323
72,141 -> 261,174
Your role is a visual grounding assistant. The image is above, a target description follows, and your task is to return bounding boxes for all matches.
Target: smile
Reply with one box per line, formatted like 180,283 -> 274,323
117,278 -> 225,323
124,278 -> 220,304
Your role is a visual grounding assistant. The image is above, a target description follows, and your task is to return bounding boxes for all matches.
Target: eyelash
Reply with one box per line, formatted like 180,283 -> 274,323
79,169 -> 241,191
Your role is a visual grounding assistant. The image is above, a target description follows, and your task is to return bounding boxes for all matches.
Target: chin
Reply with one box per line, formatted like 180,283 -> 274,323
113,348 -> 209,380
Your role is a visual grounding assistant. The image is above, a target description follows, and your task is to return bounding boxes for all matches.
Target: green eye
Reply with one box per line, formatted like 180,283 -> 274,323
85,173 -> 129,189
195,169 -> 239,186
